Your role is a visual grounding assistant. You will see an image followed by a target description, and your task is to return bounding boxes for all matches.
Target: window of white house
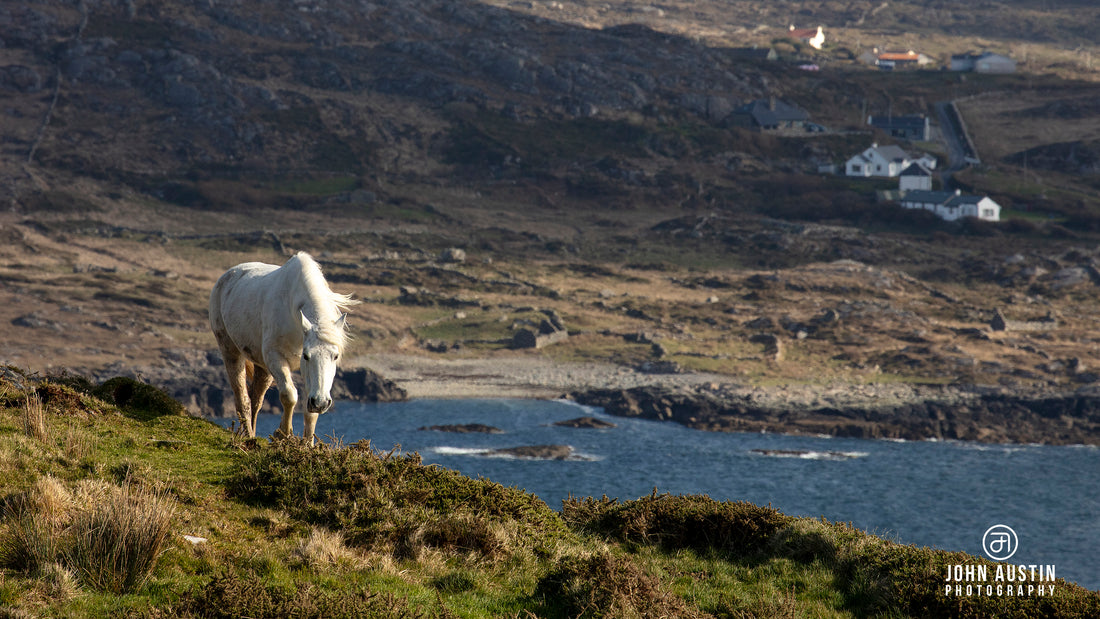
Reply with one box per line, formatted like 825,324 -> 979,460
851,165 -> 861,173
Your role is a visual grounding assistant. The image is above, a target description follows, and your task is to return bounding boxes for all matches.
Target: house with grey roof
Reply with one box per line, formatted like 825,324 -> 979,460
898,163 -> 933,191
845,143 -> 934,178
730,47 -> 778,61
732,98 -> 810,132
899,189 -> 1001,221
868,114 -> 931,141
950,52 -> 1016,74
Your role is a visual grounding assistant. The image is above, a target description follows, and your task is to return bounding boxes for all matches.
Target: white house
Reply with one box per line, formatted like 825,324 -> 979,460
898,163 -> 933,191
788,25 -> 825,50
846,143 -> 933,178
899,189 -> 1001,222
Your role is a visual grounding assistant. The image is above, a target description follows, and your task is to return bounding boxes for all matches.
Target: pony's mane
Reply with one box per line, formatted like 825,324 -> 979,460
290,252 -> 359,349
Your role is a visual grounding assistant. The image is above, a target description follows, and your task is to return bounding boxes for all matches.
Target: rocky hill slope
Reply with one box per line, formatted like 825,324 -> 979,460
4,0 -> 1100,443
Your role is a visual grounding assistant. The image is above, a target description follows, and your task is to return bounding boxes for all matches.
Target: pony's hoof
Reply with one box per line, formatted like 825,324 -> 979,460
272,428 -> 291,441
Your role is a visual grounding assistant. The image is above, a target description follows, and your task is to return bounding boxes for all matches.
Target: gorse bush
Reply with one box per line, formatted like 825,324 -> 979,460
226,438 -> 569,558
161,573 -> 431,619
93,377 -> 186,419
563,492 -> 794,556
535,552 -> 709,619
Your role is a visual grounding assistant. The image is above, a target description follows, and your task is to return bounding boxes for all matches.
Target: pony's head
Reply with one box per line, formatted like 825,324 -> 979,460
299,310 -> 347,414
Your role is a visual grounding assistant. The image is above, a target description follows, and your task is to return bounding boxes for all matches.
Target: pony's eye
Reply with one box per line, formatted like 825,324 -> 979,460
303,353 -> 310,361
334,353 -> 339,361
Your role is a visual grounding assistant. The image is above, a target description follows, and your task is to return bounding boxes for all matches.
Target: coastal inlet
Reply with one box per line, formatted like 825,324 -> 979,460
220,397 -> 1100,591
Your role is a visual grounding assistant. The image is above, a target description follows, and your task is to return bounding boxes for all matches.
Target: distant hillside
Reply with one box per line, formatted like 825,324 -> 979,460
3,0 -> 770,199
5,0 -> 1100,225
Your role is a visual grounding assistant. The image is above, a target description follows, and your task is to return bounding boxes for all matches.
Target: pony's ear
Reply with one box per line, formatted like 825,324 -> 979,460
300,310 -> 313,332
335,313 -> 347,329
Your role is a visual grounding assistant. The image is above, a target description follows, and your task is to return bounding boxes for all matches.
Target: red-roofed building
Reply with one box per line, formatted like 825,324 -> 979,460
876,50 -> 933,70
788,25 -> 825,50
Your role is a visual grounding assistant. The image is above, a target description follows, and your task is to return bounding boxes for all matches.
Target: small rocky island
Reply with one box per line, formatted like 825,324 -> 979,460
418,423 -> 504,434
553,416 -> 617,429
488,445 -> 577,460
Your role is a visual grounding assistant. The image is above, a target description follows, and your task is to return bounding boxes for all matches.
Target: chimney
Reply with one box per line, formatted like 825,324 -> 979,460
769,96 -> 776,110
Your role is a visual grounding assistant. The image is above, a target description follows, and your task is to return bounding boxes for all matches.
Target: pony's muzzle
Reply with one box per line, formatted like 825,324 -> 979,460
307,396 -> 332,414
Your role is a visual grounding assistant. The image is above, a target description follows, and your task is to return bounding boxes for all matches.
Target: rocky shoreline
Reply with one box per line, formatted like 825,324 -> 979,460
569,383 -> 1100,446
96,352 -> 1100,446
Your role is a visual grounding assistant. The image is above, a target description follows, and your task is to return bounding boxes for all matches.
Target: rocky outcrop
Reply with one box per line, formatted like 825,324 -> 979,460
91,352 -> 407,418
571,385 -> 1100,445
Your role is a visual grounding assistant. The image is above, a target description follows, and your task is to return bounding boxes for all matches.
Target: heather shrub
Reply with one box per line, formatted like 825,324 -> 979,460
563,492 -> 793,557
535,551 -> 709,619
227,438 -> 569,558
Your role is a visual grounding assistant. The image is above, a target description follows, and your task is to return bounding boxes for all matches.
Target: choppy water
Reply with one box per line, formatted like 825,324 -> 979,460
219,398 -> 1100,590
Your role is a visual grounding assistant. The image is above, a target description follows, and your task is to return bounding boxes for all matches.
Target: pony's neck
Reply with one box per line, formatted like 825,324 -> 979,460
286,253 -> 345,347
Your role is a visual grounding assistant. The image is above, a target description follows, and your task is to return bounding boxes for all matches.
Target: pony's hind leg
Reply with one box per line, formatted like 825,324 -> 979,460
220,349 -> 254,437
246,363 -> 273,437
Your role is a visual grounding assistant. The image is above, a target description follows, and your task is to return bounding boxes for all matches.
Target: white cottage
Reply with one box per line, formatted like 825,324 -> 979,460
899,189 -> 1001,222
788,25 -> 825,50
846,143 -> 919,178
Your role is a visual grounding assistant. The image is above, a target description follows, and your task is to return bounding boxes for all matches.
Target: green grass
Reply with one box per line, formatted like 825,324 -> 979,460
0,370 -> 1098,617
267,176 -> 361,196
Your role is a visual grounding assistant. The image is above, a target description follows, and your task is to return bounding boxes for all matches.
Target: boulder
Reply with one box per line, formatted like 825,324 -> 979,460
439,247 -> 466,263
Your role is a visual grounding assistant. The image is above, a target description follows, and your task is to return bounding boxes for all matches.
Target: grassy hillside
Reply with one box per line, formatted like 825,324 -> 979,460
1,369 -> 1097,618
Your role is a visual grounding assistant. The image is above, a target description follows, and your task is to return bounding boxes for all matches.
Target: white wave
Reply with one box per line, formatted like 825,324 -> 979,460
551,398 -> 603,416
430,445 -> 601,462
751,449 -> 868,461
431,446 -> 491,457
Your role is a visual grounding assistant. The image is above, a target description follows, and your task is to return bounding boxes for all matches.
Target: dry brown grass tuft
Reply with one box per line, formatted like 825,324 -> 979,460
292,527 -> 361,570
0,477 -> 177,595
65,480 -> 177,594
20,391 -> 47,443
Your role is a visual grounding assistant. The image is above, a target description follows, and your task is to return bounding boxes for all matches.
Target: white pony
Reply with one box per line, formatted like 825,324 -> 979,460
209,252 -> 358,444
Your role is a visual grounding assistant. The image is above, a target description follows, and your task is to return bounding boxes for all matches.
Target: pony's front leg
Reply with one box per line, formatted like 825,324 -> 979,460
269,361 -> 298,441
303,412 -> 319,447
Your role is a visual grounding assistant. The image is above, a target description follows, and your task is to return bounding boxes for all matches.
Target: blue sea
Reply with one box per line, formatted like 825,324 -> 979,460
218,398 -> 1100,590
